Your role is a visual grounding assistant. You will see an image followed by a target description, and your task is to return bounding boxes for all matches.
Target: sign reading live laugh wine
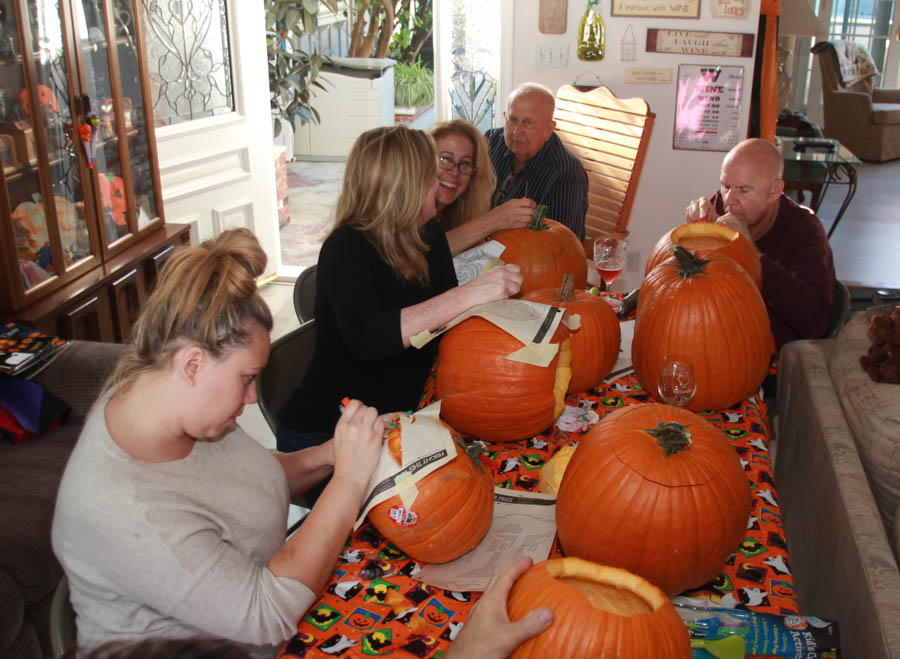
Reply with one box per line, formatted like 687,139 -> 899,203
612,0 -> 699,18
647,28 -> 755,58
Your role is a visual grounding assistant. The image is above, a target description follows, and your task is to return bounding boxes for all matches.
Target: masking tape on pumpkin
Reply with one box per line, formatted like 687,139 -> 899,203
563,312 -> 581,331
410,329 -> 434,349
505,341 -> 559,367
395,471 -> 418,509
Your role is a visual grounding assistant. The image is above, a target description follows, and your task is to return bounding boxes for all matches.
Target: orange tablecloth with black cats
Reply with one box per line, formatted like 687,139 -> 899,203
278,373 -> 797,658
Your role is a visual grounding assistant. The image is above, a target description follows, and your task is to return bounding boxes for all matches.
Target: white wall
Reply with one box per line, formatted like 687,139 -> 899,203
505,0 -> 762,291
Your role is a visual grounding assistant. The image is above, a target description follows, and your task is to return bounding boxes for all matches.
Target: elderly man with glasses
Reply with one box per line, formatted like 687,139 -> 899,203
485,83 -> 588,239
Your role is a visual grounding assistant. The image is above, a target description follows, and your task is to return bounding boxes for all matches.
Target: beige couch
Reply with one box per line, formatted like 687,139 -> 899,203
776,307 -> 900,659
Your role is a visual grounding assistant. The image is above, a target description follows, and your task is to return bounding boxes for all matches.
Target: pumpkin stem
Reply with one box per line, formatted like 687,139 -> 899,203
527,204 -> 549,230
462,439 -> 489,473
646,421 -> 693,457
672,244 -> 709,278
556,274 -> 576,302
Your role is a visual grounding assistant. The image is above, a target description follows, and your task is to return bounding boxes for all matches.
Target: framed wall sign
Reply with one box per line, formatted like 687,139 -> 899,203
710,0 -> 751,19
539,0 -> 568,33
647,29 -> 755,57
611,0 -> 700,18
673,64 -> 744,151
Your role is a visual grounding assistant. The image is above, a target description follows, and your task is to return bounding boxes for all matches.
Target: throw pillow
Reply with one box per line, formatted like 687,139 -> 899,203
0,373 -> 69,444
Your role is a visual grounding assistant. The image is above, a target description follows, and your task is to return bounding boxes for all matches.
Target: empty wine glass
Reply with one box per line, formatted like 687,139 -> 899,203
657,354 -> 697,408
593,236 -> 628,293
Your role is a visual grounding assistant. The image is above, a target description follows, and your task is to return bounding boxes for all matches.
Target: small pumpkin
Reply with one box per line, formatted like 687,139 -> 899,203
434,316 -> 571,442
524,274 -> 621,393
492,206 -> 587,295
555,403 -> 751,597
507,557 -> 691,658
367,420 -> 494,563
633,245 -> 773,411
645,221 -> 762,289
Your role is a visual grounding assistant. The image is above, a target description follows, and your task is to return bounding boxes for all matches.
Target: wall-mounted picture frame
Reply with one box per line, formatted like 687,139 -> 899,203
711,0 -> 751,19
612,0 -> 700,19
647,29 -> 754,58
673,64 -> 744,152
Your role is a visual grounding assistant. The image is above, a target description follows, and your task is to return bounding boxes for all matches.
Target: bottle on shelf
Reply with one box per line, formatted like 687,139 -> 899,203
578,0 -> 605,61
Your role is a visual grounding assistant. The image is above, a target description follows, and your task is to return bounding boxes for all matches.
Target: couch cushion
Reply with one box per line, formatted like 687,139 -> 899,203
872,103 -> 900,125
828,308 -> 900,536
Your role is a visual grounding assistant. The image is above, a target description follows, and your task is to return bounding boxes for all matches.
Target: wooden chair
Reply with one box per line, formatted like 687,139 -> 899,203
553,85 -> 655,253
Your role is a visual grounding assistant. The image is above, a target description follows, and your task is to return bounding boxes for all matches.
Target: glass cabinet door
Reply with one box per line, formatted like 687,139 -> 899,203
108,0 -> 158,231
1,0 -> 94,293
72,0 -> 130,246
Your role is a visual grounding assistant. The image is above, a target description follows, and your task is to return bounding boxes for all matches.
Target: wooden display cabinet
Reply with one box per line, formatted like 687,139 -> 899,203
0,0 -> 183,342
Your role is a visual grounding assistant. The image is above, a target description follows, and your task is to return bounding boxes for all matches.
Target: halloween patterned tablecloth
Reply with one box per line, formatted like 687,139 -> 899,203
278,372 -> 797,659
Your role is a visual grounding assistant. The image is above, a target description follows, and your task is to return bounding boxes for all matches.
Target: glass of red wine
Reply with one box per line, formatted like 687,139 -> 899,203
593,236 -> 628,294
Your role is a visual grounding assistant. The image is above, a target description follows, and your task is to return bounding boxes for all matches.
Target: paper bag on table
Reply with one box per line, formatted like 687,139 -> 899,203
411,299 -> 575,367
415,488 -> 557,591
354,401 -> 457,530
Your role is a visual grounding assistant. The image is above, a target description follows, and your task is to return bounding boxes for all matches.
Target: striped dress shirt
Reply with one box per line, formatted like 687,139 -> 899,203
486,127 -> 588,239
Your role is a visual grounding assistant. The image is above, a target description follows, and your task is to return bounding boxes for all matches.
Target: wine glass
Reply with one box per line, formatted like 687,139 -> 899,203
657,354 -> 697,408
593,236 -> 628,293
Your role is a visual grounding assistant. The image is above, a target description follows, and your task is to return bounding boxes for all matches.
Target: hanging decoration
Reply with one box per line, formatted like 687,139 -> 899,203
578,0 -> 605,61
78,115 -> 99,169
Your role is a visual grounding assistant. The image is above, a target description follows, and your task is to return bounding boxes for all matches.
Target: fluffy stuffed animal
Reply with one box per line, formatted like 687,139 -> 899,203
859,307 -> 900,383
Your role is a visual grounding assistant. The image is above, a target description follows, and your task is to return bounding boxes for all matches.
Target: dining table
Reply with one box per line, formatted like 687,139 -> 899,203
277,353 -> 796,658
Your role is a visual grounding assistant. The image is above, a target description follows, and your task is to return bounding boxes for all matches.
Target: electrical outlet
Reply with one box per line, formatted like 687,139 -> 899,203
626,250 -> 641,273
534,44 -> 569,68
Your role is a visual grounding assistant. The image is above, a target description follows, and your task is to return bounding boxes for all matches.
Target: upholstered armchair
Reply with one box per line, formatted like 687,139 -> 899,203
812,40 -> 900,161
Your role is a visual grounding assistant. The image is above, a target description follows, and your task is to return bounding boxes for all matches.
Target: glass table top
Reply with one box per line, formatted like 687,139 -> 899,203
778,136 -> 861,165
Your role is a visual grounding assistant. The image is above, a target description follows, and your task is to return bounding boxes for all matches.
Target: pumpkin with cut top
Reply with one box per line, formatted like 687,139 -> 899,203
645,221 -> 762,290
507,557 -> 691,658
555,403 -> 751,597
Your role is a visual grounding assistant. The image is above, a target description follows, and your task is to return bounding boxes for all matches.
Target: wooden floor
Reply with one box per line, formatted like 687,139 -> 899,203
818,157 -> 900,291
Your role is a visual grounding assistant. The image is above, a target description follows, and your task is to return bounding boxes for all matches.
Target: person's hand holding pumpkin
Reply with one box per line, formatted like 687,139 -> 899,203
444,557 -> 553,659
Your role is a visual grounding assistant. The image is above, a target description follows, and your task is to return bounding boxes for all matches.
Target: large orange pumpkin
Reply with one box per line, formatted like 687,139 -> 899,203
434,316 -> 571,442
367,420 -> 493,563
645,222 -> 762,290
492,207 -> 587,295
556,404 -> 751,597
633,245 -> 773,411
524,274 -> 621,394
507,557 -> 691,658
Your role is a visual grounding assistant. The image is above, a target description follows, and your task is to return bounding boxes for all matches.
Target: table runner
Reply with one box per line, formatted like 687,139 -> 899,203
278,372 -> 797,658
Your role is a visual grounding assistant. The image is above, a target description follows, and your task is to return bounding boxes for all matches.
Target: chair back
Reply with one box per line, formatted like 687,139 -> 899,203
50,575 -> 76,658
256,320 -> 317,434
553,85 -> 655,251
827,278 -> 851,338
293,264 -> 317,324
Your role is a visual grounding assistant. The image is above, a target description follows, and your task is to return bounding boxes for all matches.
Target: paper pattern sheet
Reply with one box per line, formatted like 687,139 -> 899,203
354,402 -> 456,529
452,240 -> 506,284
415,488 -> 557,591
